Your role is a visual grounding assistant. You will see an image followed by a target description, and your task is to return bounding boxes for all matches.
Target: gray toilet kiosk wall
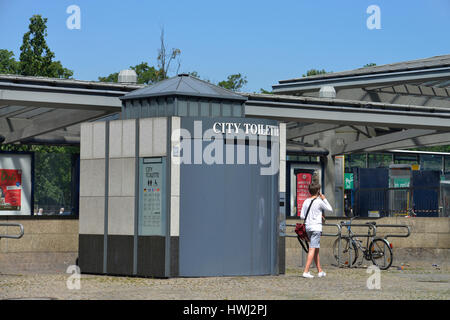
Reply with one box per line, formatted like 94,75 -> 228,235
78,74 -> 286,277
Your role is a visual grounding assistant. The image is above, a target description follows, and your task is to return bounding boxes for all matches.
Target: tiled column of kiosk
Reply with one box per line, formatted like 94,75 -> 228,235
278,122 -> 286,274
106,119 -> 136,275
170,116 -> 181,277
79,122 -> 107,274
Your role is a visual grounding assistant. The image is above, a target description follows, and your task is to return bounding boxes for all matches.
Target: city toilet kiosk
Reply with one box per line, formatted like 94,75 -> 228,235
78,74 -> 286,277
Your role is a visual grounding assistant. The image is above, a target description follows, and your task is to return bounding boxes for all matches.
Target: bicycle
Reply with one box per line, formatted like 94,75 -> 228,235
332,217 -> 393,270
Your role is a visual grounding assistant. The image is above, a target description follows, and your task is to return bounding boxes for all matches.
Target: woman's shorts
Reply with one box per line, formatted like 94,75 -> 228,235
307,231 -> 322,248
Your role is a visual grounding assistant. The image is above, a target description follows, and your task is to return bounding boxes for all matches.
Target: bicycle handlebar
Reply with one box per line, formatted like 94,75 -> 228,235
340,216 -> 358,226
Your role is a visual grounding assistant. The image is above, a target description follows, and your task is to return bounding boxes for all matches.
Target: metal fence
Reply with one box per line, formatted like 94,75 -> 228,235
442,182 -> 450,217
353,186 -> 440,217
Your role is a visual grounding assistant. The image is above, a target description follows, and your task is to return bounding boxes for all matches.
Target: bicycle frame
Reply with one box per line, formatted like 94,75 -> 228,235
341,217 -> 378,264
347,224 -> 375,261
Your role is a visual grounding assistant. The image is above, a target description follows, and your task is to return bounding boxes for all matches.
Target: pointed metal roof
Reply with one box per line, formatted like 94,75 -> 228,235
120,74 -> 247,102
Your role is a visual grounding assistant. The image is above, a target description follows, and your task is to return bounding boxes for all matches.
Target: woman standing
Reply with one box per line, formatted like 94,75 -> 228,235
300,182 -> 333,278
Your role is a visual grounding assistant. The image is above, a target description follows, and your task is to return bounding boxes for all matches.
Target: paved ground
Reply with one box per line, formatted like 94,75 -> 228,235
0,263 -> 448,300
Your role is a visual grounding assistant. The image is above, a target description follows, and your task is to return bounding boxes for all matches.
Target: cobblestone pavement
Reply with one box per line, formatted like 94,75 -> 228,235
0,263 -> 448,300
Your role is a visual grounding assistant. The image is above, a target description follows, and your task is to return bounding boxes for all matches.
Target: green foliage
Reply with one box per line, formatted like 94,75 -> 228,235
0,144 -> 79,154
34,152 -> 73,209
217,73 -> 248,91
188,71 -> 201,79
411,145 -> 450,153
157,28 -> 181,79
46,60 -> 74,79
99,28 -> 180,84
345,154 -> 367,169
98,29 -> 249,91
18,15 -> 73,78
259,88 -> 273,94
185,71 -> 213,83
130,62 -> 160,84
0,49 -> 19,74
363,63 -> 377,67
1,15 -> 73,78
99,62 -> 161,84
98,72 -> 119,83
302,69 -> 329,77
157,48 -> 181,79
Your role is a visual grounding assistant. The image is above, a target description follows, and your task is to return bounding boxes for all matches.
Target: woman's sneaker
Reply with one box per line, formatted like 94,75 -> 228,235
318,271 -> 326,278
302,272 -> 314,278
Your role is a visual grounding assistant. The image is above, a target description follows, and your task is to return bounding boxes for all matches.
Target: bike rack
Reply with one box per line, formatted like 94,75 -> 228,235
283,221 -> 411,269
337,221 -> 411,268
284,223 -> 342,266
341,223 -> 377,237
372,224 -> 411,242
0,223 -> 24,240
284,223 -> 342,237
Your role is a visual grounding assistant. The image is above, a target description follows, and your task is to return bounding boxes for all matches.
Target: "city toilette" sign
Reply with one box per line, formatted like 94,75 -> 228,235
212,122 -> 279,137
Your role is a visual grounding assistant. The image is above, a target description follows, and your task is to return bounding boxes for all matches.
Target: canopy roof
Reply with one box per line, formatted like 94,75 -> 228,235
277,54 -> 450,85
0,74 -> 143,145
272,55 -> 450,109
265,54 -> 450,155
1,54 -> 448,154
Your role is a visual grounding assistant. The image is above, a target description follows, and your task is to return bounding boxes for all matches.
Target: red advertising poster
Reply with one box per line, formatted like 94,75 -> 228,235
296,172 -> 312,217
0,169 -> 22,211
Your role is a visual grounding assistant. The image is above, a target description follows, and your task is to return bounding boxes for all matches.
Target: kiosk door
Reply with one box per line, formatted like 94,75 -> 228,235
137,157 -> 167,277
139,158 -> 166,236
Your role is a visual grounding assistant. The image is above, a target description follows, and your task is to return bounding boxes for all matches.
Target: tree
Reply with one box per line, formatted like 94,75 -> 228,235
259,88 -> 273,94
47,60 -> 74,79
98,62 -> 160,84
98,72 -> 119,83
217,73 -> 247,91
130,62 -> 159,84
157,27 -> 181,80
0,49 -> 19,74
302,69 -> 329,77
18,15 -> 73,78
188,71 -> 201,79
99,28 -> 180,84
411,145 -> 450,153
363,63 -> 377,67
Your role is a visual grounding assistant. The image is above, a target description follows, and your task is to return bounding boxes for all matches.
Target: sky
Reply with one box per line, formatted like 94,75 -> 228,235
0,0 -> 449,92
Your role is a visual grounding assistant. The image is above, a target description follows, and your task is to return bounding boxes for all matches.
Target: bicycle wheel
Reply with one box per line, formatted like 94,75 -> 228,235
332,237 -> 358,267
369,238 -> 393,270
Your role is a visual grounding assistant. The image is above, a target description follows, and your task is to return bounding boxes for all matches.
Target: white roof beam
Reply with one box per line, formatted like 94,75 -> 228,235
287,123 -> 342,139
332,129 -> 437,155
